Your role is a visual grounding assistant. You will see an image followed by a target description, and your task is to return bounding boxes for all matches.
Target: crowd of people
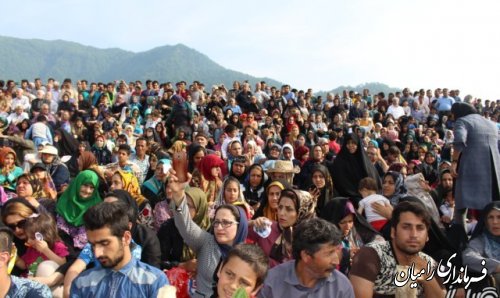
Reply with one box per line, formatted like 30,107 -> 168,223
0,77 -> 499,297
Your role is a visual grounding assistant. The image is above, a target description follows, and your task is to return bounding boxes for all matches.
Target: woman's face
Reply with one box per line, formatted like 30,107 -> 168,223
155,164 -> 166,181
224,181 -> 240,204
146,129 -> 153,137
156,124 -> 163,132
267,185 -> 281,210
4,153 -> 15,167
193,151 -> 205,168
110,174 -> 124,191
213,208 -> 238,245
297,136 -> 306,146
425,153 -> 435,164
346,139 -> 358,154
5,214 -> 27,240
486,209 -> 500,236
78,144 -> 86,153
312,171 -> 326,189
277,196 -> 298,228
249,168 -> 263,188
338,213 -> 354,237
211,166 -> 221,179
16,177 -> 33,197
79,183 -> 95,199
382,175 -> 396,197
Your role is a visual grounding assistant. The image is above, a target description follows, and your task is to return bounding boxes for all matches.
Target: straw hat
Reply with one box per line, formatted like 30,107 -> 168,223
265,160 -> 300,174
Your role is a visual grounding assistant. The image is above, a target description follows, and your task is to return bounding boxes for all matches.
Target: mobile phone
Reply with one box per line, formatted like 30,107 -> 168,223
172,151 -> 188,183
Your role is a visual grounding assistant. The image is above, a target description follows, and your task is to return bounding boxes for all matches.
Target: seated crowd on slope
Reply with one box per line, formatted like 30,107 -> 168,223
0,77 -> 499,298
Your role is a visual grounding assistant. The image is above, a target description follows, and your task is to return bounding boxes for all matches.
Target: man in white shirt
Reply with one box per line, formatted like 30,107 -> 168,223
386,97 -> 405,120
11,89 -> 31,112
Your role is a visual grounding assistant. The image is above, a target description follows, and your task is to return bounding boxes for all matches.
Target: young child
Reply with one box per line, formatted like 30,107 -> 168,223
216,243 -> 269,298
17,213 -> 68,276
357,177 -> 390,231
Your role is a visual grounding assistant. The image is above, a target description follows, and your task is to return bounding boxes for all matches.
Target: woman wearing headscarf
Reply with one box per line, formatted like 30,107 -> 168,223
110,170 -> 153,229
451,102 -> 500,227
199,154 -> 225,204
320,197 -> 382,275
169,173 -> 248,298
158,187 -> 210,269
252,180 -> 287,221
309,164 -> 338,216
462,201 -> 500,292
54,128 -> 80,177
77,151 -> 108,197
55,170 -> 102,250
242,164 -> 269,209
214,176 -> 252,220
142,159 -> 169,208
248,188 -> 316,267
331,133 -> 381,202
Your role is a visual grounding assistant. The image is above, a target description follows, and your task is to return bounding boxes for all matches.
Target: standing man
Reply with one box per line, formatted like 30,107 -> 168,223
70,202 -> 168,297
259,218 -> 354,297
349,201 -> 445,297
450,102 -> 500,226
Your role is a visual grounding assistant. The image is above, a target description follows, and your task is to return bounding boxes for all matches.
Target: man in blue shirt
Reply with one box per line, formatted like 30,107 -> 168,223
70,202 -> 168,297
0,227 -> 51,298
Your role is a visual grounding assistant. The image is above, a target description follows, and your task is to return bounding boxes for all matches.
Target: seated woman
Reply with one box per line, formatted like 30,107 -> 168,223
462,201 -> 500,293
249,188 -> 316,267
321,198 -> 383,275
252,180 -> 287,222
214,176 -> 253,220
77,151 -> 108,197
142,159 -> 169,209
110,170 -> 153,228
1,198 -> 44,276
0,147 -> 24,195
198,154 -> 225,205
168,171 -> 248,298
242,164 -> 269,211
158,187 -> 209,273
309,164 -> 337,216
55,170 -> 102,250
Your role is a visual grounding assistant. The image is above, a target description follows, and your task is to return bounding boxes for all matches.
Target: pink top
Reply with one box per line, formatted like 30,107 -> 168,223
247,221 -> 284,268
21,240 -> 69,267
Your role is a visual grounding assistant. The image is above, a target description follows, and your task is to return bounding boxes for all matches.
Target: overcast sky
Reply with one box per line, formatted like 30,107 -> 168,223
2,0 -> 499,99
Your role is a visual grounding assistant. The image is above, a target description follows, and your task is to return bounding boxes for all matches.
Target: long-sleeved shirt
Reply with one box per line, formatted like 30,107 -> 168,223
173,195 -> 222,298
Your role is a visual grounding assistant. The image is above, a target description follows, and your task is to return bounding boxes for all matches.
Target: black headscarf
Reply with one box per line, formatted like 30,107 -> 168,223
320,197 -> 380,245
310,164 -> 336,216
331,133 -> 381,198
55,128 -> 80,157
188,144 -> 206,172
471,201 -> 500,240
451,102 -> 478,119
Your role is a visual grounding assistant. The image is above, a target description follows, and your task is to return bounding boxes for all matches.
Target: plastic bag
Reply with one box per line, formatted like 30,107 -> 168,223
165,267 -> 190,298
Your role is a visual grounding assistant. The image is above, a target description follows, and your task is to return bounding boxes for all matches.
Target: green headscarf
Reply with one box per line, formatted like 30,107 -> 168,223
185,187 -> 210,231
56,170 -> 102,227
182,187 -> 210,261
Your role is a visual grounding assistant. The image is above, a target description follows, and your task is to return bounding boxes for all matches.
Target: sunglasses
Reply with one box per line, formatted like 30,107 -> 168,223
6,219 -> 27,230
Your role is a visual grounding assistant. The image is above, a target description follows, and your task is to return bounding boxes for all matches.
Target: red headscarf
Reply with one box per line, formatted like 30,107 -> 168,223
199,154 -> 225,181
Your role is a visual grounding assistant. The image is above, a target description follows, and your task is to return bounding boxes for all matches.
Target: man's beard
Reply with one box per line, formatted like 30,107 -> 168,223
99,243 -> 124,269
